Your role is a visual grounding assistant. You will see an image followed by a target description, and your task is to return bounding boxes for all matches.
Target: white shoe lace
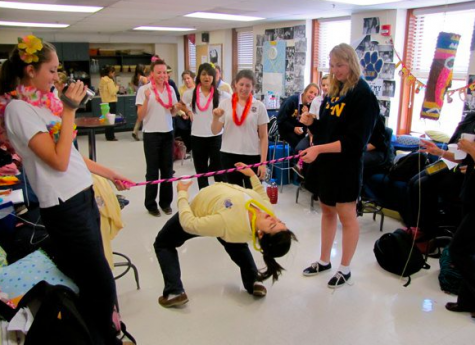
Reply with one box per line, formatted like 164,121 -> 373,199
330,272 -> 354,294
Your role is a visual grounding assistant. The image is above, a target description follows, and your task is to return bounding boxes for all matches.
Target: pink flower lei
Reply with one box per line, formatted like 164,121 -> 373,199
195,85 -> 214,112
150,78 -> 173,109
15,85 -> 64,116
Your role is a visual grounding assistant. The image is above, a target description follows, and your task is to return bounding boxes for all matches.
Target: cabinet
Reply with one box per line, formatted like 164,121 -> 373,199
53,42 -> 89,61
90,96 -> 136,131
91,55 -> 152,71
62,43 -> 89,61
53,42 -> 91,113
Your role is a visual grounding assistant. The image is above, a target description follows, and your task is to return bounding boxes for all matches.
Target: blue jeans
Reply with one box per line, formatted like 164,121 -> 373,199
40,188 -> 119,345
154,213 -> 258,296
143,131 -> 174,210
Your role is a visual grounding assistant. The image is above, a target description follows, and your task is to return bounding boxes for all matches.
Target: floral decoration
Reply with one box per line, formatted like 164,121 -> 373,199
17,35 -> 43,64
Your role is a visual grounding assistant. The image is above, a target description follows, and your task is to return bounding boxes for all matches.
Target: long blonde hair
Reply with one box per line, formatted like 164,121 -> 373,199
328,43 -> 362,98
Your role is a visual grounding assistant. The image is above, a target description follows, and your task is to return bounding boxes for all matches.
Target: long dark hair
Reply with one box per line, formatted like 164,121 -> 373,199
132,64 -> 145,87
191,63 -> 219,113
257,230 -> 297,282
0,40 -> 56,95
100,65 -> 115,78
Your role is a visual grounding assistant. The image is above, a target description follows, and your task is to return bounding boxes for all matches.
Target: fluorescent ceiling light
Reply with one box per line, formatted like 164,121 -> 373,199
185,12 -> 264,22
324,0 -> 403,5
0,20 -> 69,28
0,1 -> 102,13
134,26 -> 195,32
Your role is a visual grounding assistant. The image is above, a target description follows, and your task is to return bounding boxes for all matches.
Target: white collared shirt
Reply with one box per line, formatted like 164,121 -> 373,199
218,97 -> 269,155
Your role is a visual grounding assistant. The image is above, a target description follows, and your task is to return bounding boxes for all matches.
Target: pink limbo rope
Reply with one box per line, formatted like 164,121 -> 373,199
127,154 -> 301,187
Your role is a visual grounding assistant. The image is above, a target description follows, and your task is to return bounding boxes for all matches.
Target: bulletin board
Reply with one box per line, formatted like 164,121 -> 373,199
196,45 -> 209,66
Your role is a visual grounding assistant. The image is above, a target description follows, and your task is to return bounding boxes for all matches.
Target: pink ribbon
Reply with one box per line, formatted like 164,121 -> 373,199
126,154 -> 301,187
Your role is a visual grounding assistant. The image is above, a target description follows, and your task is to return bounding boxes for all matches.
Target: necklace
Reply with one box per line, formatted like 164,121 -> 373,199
196,85 -> 214,112
15,85 -> 63,116
232,93 -> 253,126
245,199 -> 275,252
150,79 -> 173,109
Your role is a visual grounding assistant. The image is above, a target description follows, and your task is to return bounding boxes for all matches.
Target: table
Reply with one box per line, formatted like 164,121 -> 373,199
75,117 -> 125,161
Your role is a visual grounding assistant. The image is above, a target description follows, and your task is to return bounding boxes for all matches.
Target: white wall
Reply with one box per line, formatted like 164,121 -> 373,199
192,29 -> 233,83
351,10 -> 407,130
0,29 -> 33,44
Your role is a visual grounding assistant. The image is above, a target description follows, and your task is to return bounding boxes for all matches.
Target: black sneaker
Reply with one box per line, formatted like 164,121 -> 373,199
303,262 -> 331,276
327,271 -> 351,289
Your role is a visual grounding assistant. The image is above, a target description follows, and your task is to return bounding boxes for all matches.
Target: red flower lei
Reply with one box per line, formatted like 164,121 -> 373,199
150,79 -> 173,109
196,85 -> 214,112
232,93 -> 253,126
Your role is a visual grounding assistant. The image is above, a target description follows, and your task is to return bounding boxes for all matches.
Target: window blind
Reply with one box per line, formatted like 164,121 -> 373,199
188,37 -> 196,73
237,30 -> 253,71
317,18 -> 351,70
410,8 -> 475,77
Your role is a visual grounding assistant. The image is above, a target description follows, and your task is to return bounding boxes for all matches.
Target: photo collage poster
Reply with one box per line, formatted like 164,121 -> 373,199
255,24 -> 306,103
356,22 -> 396,118
464,74 -> 475,116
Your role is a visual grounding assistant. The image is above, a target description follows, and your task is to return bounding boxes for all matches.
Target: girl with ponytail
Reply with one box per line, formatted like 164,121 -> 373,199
154,162 -> 296,308
1,36 -> 134,345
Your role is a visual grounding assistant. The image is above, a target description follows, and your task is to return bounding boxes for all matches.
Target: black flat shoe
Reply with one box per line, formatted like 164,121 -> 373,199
148,209 -> 161,217
445,302 -> 475,315
161,207 -> 172,215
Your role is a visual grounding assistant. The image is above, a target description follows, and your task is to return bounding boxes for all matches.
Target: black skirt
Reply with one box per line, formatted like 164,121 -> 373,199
305,153 -> 363,206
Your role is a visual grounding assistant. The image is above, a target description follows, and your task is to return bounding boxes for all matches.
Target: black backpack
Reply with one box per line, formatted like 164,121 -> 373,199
374,229 -> 430,286
16,281 -> 93,345
387,152 -> 429,182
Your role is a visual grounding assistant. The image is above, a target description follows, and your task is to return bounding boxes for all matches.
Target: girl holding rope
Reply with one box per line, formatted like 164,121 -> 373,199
0,36 -> 133,345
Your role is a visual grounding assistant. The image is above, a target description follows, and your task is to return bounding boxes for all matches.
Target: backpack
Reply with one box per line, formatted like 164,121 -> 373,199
173,139 -> 186,161
14,280 -> 92,345
387,152 -> 429,182
268,116 -> 279,142
374,228 -> 430,286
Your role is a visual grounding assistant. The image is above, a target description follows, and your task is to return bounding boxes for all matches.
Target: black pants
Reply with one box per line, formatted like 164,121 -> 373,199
191,135 -> 225,189
401,170 -> 464,234
154,214 -> 259,296
40,188 -> 120,345
220,152 -> 260,188
143,131 -> 174,211
105,102 -> 116,141
450,211 -> 475,310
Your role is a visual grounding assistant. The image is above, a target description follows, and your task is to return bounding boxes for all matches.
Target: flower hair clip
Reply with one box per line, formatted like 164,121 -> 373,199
18,35 -> 43,64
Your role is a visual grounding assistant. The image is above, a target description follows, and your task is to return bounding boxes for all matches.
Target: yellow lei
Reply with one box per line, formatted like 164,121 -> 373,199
245,199 -> 275,253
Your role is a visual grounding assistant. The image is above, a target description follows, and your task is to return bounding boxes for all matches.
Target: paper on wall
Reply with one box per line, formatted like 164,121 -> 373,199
263,73 -> 283,94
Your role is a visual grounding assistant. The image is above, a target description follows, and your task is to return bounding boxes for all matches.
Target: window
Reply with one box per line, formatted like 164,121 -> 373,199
188,35 -> 196,73
237,29 -> 253,71
408,5 -> 475,135
317,17 -> 351,71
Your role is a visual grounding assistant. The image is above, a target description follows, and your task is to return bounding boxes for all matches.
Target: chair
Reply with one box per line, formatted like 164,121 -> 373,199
113,252 -> 140,289
268,133 -> 292,192
92,175 -> 140,290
